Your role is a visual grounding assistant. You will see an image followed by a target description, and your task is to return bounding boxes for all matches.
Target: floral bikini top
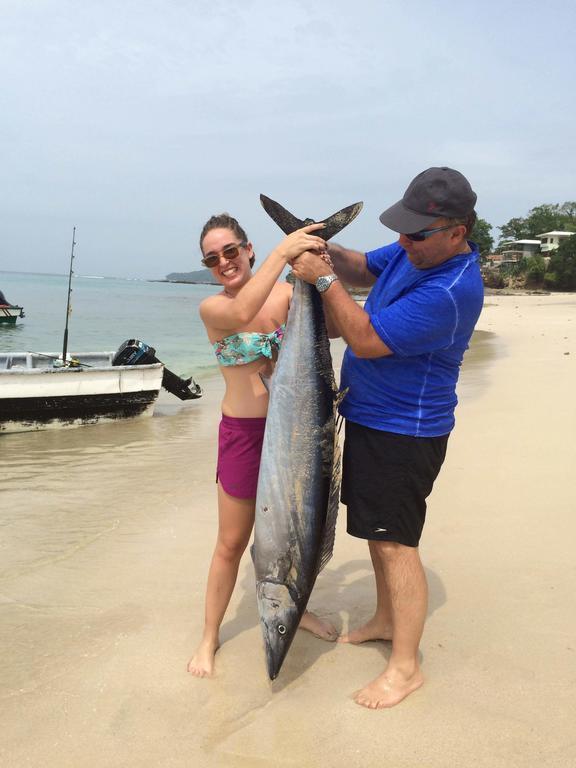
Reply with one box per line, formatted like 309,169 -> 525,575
213,325 -> 286,367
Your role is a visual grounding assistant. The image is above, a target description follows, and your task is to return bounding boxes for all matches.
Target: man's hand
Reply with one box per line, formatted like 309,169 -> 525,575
290,250 -> 334,285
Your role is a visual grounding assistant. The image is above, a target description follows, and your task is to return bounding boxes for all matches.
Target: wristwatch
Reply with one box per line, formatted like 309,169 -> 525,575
315,274 -> 339,293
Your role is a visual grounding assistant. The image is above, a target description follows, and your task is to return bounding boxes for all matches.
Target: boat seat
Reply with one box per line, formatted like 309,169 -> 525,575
0,354 -> 30,370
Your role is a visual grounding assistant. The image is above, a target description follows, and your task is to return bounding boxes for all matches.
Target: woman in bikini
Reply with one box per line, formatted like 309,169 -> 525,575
188,213 -> 337,677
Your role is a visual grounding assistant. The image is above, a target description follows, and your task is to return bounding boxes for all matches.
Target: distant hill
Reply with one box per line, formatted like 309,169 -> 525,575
165,269 -> 219,284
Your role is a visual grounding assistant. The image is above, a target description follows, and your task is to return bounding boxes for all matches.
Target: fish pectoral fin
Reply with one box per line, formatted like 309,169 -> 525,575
259,371 -> 273,392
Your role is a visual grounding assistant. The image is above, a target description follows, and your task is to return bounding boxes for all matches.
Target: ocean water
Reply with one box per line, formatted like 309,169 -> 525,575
1,272 -> 226,708
0,271 -> 221,380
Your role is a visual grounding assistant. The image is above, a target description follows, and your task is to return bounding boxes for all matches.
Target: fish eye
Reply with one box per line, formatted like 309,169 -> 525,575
278,624 -> 286,635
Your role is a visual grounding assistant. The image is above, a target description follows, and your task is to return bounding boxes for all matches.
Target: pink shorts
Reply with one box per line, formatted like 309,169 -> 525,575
217,415 -> 267,499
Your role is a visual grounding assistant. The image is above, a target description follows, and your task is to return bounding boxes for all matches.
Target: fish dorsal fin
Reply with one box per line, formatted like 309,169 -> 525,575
335,386 -> 348,408
317,434 -> 341,572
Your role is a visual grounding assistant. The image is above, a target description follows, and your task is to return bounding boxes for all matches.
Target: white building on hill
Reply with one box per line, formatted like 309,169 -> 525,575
497,240 -> 541,261
536,231 -> 576,252
495,230 -> 575,263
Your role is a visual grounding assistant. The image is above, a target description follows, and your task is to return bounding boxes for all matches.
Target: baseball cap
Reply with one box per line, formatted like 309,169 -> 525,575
379,167 -> 477,233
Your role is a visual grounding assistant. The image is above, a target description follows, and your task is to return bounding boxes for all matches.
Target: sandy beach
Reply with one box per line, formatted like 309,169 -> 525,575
1,293 -> 575,768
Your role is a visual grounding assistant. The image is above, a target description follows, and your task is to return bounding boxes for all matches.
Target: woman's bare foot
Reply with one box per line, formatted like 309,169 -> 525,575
338,616 -> 392,644
187,636 -> 219,678
353,667 -> 424,709
298,610 -> 338,641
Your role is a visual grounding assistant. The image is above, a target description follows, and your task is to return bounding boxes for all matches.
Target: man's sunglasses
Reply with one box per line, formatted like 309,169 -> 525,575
201,242 -> 247,268
404,224 -> 456,242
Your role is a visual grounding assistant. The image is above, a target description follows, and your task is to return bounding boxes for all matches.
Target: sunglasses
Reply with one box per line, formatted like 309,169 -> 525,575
201,242 -> 247,268
404,224 -> 456,242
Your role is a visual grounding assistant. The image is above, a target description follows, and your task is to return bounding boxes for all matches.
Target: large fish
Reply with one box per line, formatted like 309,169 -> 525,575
254,194 -> 363,679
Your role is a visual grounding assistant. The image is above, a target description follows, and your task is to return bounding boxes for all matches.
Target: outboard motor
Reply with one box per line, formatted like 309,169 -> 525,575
112,339 -> 202,400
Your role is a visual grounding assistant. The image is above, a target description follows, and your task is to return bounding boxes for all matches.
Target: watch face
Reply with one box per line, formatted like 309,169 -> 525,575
316,274 -> 337,292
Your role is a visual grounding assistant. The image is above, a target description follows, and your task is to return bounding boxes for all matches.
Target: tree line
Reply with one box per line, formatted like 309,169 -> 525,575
472,202 -> 576,290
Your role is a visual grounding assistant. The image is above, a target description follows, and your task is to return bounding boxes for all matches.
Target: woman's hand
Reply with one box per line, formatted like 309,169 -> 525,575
273,223 -> 327,262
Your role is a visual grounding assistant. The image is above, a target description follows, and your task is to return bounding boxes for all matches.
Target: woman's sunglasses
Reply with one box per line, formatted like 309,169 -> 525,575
201,242 -> 247,268
404,224 -> 455,242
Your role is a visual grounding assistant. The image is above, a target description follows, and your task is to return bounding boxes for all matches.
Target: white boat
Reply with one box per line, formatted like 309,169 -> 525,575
0,295 -> 25,325
0,305 -> 25,325
0,341 -> 202,434
0,233 -> 201,434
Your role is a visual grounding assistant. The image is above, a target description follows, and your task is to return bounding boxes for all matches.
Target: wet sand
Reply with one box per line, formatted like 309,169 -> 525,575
1,293 -> 575,767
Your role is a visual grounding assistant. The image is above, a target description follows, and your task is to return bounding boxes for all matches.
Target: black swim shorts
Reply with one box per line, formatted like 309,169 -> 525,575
341,420 -> 449,548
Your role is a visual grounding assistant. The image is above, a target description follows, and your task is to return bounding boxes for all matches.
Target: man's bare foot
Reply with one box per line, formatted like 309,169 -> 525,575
338,616 -> 392,644
187,637 -> 219,678
353,667 -> 424,709
298,610 -> 338,641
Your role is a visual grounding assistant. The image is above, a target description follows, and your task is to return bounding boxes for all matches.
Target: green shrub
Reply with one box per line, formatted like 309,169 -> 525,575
525,256 -> 546,287
544,272 -> 558,290
548,236 -> 576,290
482,269 -> 505,289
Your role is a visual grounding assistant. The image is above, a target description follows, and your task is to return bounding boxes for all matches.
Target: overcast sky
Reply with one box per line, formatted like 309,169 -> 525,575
2,0 -> 575,279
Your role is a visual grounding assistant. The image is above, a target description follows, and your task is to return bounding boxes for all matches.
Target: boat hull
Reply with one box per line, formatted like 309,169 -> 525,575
0,306 -> 24,325
0,352 -> 163,433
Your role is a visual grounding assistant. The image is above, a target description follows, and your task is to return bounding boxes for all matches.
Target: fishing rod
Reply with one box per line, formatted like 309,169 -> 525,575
27,351 -> 85,366
62,226 -> 76,365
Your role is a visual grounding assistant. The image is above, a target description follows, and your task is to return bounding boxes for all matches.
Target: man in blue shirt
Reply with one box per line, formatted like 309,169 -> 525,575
291,167 -> 484,709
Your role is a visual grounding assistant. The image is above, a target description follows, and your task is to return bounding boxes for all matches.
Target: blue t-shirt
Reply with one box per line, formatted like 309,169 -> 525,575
339,241 -> 484,437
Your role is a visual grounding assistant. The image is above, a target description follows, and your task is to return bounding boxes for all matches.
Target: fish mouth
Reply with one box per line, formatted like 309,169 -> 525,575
256,580 -> 301,680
